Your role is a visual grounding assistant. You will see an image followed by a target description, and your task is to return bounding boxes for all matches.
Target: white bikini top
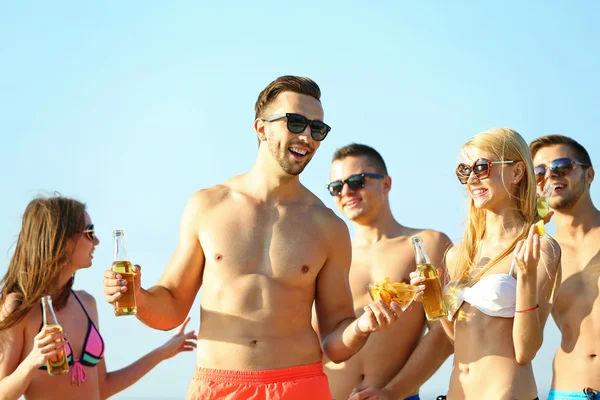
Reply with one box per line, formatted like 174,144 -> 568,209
445,260 -> 517,321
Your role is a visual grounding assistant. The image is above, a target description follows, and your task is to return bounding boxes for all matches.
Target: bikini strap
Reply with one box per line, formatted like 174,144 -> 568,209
71,290 -> 93,321
509,258 -> 517,278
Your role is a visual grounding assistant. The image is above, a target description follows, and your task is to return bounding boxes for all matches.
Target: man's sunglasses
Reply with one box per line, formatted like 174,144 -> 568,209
534,157 -> 589,184
263,113 -> 331,141
455,158 -> 515,184
326,173 -> 385,196
82,224 -> 96,241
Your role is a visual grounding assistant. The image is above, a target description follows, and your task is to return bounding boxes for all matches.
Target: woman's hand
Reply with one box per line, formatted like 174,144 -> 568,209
26,326 -> 67,370
159,316 -> 198,360
513,224 -> 541,277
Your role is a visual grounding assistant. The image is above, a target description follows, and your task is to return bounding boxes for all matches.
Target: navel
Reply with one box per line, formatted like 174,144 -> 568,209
214,253 -> 223,262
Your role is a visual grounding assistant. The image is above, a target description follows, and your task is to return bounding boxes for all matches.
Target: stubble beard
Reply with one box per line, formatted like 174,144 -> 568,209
268,139 -> 311,176
550,176 -> 586,211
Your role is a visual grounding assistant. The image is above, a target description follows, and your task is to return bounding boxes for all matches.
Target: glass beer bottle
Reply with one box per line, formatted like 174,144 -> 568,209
412,236 -> 448,321
41,296 -> 69,376
111,230 -> 137,316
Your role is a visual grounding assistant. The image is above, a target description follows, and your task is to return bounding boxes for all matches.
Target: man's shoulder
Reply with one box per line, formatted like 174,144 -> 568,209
186,184 -> 235,210
403,227 -> 453,247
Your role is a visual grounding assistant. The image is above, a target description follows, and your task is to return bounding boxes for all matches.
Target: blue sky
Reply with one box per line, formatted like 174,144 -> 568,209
1,2 -> 599,399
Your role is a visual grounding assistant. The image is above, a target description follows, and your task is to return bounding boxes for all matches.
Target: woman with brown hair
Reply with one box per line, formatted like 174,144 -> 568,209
411,128 -> 562,400
0,195 -> 196,399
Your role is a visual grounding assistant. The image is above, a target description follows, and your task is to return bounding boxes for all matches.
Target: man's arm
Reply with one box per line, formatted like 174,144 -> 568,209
315,215 -> 401,363
383,230 -> 454,396
103,190 -> 207,330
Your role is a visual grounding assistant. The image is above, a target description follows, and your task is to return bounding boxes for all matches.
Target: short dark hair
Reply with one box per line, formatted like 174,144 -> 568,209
254,75 -> 321,119
529,134 -> 593,167
332,143 -> 388,175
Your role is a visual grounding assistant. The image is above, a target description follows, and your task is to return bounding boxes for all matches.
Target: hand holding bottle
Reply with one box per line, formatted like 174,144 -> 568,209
102,264 -> 142,306
26,326 -> 67,370
102,230 -> 139,316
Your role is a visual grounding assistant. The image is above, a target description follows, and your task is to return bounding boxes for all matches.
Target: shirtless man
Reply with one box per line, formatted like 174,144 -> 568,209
530,135 -> 599,399
102,76 -> 402,400
319,143 -> 454,400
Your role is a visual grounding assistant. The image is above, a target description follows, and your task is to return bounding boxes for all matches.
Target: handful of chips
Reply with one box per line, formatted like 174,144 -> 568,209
367,277 -> 419,311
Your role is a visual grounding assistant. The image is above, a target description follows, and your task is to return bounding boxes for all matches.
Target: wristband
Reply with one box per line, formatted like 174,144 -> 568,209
515,304 -> 539,313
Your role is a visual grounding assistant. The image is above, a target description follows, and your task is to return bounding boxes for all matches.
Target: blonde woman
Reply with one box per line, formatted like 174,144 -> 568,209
411,128 -> 561,400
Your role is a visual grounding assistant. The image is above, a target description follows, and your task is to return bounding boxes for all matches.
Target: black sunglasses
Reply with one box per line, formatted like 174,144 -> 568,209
534,157 -> 589,184
82,224 -> 96,241
455,158 -> 515,184
326,173 -> 385,196
263,113 -> 331,141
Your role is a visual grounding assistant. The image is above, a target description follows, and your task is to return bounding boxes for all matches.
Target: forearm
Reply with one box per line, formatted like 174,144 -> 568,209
135,286 -> 186,331
384,326 -> 454,397
513,274 -> 542,364
322,318 -> 370,364
101,347 -> 167,399
0,358 -> 36,400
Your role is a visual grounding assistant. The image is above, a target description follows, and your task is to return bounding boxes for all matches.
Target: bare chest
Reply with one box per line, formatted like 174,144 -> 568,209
349,243 -> 416,303
199,202 -> 328,287
554,239 -> 600,313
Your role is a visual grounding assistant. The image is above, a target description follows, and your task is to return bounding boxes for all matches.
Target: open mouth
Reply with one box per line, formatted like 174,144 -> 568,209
344,198 -> 361,208
471,188 -> 488,198
289,147 -> 309,160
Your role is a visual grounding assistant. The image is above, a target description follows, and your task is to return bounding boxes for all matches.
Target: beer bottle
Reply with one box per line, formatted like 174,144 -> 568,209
412,236 -> 448,321
41,296 -> 69,375
111,230 -> 137,316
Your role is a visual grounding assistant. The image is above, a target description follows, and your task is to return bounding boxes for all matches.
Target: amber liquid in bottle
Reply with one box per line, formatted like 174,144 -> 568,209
412,237 -> 448,321
112,230 -> 137,316
41,297 -> 69,375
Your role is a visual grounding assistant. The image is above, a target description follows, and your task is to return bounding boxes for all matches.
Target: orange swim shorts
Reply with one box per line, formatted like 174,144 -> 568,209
185,361 -> 332,400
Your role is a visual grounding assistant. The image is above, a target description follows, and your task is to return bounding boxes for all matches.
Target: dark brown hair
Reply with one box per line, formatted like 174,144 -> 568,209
332,143 -> 388,175
530,134 -> 593,167
254,75 -> 321,119
0,195 -> 86,331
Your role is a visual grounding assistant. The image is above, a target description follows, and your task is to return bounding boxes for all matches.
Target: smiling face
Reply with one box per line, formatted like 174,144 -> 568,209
259,91 -> 325,176
66,211 -> 100,271
532,144 -> 593,211
329,155 -> 390,223
460,147 -> 524,211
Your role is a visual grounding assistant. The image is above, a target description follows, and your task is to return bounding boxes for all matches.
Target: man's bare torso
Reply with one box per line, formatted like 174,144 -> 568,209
551,226 -> 600,390
324,229 -> 439,399
194,182 -> 336,371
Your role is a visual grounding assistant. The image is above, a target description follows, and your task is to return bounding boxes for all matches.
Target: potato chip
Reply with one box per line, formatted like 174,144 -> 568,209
534,219 -> 545,236
366,277 -> 419,311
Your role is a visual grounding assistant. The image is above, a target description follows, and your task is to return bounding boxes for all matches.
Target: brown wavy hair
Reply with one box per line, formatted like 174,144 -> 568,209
0,195 -> 86,331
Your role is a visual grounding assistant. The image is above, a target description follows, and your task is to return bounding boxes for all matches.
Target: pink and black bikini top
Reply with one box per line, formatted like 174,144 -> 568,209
38,291 -> 105,384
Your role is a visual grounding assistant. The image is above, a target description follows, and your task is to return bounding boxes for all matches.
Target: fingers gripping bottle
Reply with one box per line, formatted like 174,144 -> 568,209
112,230 -> 137,316
412,236 -> 448,321
41,296 -> 69,375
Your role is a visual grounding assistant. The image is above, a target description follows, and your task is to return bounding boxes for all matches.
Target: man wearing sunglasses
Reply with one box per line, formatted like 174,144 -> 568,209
530,134 -> 599,400
102,76 -> 402,400
318,143 -> 454,400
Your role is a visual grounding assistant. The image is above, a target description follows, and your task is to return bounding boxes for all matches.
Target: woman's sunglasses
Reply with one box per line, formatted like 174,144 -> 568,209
534,157 -> 589,184
327,173 -> 385,196
455,158 -> 515,184
263,113 -> 331,141
82,224 -> 96,241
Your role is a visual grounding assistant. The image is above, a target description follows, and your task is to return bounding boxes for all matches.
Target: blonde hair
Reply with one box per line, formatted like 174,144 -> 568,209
449,128 -> 539,287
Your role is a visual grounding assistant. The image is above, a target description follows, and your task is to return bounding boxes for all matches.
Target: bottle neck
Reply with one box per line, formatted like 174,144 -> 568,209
413,241 -> 431,265
41,298 -> 60,326
114,236 -> 128,261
